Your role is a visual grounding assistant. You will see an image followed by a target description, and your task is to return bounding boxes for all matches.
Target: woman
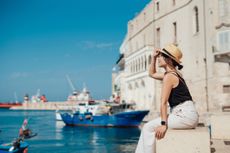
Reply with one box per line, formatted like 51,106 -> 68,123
135,44 -> 199,153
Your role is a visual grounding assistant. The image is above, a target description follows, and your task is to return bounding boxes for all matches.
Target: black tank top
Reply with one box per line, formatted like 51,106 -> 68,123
167,72 -> 193,108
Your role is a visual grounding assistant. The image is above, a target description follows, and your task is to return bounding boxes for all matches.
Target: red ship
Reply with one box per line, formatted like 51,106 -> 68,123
0,102 -> 22,109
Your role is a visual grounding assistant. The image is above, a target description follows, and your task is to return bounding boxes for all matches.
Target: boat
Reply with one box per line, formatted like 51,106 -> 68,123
0,103 -> 22,109
0,138 -> 29,153
55,84 -> 96,121
56,110 -> 63,121
55,100 -> 109,121
19,119 -> 38,140
60,103 -> 149,127
0,92 -> 22,109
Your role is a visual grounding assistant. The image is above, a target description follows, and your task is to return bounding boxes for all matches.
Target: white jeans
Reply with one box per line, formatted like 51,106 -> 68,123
135,101 -> 199,153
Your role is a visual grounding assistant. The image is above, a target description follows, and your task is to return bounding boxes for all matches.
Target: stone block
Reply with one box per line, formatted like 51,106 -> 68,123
156,127 -> 210,153
211,114 -> 230,139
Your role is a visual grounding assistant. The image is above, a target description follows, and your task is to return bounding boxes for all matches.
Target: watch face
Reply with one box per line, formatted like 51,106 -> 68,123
161,121 -> 166,125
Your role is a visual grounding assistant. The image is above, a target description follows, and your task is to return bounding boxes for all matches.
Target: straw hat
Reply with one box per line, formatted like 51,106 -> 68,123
160,44 -> 183,64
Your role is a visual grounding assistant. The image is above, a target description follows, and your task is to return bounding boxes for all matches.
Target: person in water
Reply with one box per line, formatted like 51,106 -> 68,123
19,119 -> 31,137
135,44 -> 199,153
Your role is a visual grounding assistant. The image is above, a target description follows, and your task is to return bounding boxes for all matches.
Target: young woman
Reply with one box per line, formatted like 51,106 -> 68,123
135,44 -> 199,153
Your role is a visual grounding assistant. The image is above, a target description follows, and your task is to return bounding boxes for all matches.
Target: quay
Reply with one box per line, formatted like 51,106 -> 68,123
10,101 -> 79,110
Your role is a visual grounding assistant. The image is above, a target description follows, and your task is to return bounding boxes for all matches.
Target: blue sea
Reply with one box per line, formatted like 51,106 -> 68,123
0,109 -> 141,153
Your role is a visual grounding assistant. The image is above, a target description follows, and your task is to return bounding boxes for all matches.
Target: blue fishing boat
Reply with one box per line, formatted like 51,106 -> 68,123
61,110 -> 149,127
0,138 -> 29,153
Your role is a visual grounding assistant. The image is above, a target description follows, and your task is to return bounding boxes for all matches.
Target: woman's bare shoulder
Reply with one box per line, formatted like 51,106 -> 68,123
163,72 -> 179,83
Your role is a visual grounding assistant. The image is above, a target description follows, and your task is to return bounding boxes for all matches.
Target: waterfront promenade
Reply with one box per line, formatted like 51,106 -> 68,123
142,112 -> 230,153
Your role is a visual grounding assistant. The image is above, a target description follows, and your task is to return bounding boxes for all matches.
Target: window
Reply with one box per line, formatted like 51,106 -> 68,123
143,34 -> 146,47
143,12 -> 146,22
173,22 -> 177,44
156,2 -> 160,12
223,85 -> 230,93
218,0 -> 227,17
131,62 -> 134,73
156,28 -> 160,47
172,0 -> 176,6
138,59 -> 140,72
217,30 -> 230,51
114,85 -> 118,91
141,57 -> 144,71
193,7 -> 199,33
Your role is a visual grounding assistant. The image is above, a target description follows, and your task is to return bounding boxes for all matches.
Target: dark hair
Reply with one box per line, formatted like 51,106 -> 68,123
162,53 -> 183,70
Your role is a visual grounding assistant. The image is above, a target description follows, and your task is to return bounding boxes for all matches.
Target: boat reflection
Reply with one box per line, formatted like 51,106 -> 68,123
57,126 -> 140,153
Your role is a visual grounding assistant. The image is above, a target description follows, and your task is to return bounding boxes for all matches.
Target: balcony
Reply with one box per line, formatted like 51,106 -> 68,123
116,54 -> 125,71
214,51 -> 230,63
214,30 -> 230,63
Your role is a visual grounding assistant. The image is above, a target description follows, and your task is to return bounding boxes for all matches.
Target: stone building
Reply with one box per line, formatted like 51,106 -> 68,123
113,0 -> 230,114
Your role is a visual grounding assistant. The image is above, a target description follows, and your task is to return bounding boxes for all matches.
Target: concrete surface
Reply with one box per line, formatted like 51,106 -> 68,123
156,127 -> 210,153
211,139 -> 230,153
210,114 -> 230,139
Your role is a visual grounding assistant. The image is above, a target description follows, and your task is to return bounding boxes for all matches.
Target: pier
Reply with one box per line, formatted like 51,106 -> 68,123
10,101 -> 79,110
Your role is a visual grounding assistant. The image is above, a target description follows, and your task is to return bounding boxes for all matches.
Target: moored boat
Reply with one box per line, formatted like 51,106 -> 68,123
61,109 -> 149,127
0,138 -> 29,153
0,103 -> 22,109
55,100 -> 109,121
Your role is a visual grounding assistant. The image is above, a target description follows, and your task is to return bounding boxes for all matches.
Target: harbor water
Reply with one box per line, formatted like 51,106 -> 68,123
0,109 -> 141,153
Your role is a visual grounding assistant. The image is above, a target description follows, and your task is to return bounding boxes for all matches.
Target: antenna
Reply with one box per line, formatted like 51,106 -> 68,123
36,89 -> 40,97
66,74 -> 76,92
83,82 -> 86,88
14,92 -> 18,103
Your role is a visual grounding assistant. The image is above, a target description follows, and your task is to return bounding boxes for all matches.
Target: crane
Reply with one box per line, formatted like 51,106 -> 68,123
66,74 -> 76,92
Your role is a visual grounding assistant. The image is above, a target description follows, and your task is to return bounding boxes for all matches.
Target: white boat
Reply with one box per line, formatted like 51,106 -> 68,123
55,101 -> 110,121
56,110 -> 62,121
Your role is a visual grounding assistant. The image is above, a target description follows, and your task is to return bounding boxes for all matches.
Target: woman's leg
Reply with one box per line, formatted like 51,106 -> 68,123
135,117 -> 161,153
135,101 -> 198,153
168,101 -> 198,129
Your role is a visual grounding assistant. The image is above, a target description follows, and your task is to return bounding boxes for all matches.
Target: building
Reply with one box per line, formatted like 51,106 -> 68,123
113,0 -> 230,114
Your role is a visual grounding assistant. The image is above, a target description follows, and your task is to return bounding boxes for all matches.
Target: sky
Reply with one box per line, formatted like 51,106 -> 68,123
0,0 -> 151,102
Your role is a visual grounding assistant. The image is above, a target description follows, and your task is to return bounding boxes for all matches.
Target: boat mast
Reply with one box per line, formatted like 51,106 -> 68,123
66,74 -> 76,92
14,92 -> 18,103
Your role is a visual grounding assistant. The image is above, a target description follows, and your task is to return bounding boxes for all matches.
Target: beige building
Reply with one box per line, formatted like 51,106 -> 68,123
113,0 -> 230,114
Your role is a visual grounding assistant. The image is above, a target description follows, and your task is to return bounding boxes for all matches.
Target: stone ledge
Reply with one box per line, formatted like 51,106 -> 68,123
211,114 -> 230,139
156,127 -> 210,153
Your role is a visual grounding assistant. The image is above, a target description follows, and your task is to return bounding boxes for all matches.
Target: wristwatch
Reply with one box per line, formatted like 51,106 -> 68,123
161,121 -> 166,126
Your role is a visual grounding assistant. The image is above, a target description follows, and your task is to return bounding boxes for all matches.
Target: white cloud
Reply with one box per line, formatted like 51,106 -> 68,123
79,41 -> 114,50
10,72 -> 29,79
96,43 -> 113,48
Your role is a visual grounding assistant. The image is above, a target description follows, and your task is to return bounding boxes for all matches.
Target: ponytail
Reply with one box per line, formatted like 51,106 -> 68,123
177,64 -> 183,70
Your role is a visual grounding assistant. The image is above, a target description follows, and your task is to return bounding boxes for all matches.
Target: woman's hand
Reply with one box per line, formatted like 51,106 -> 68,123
155,125 -> 167,140
153,48 -> 161,58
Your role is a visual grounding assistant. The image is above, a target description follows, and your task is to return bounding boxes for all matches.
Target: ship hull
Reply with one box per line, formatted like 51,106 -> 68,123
61,110 -> 149,127
0,103 -> 22,109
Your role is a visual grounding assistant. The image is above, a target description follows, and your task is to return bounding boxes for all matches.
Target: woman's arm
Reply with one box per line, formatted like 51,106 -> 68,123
155,73 -> 175,139
160,74 -> 174,123
149,49 -> 164,80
